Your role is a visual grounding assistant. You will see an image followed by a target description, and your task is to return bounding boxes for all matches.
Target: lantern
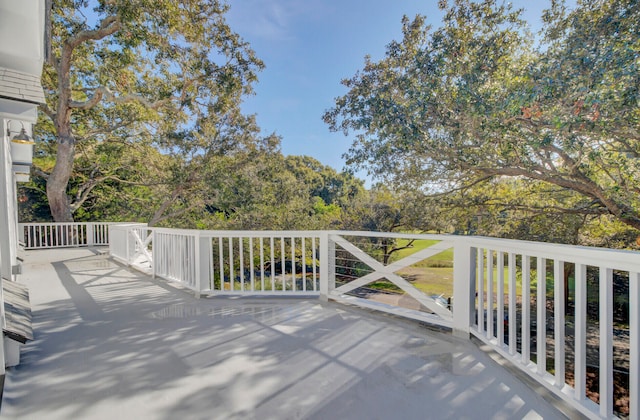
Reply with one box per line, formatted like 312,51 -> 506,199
6,123 -> 35,182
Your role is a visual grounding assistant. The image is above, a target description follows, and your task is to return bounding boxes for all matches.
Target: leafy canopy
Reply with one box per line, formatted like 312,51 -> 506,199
41,0 -> 264,221
324,0 -> 640,233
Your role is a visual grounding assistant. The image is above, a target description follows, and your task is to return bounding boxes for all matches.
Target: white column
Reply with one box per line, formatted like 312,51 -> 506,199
0,119 -> 6,374
452,239 -> 476,338
319,231 -> 335,301
195,232 -> 211,298
0,118 -> 19,281
86,223 -> 94,246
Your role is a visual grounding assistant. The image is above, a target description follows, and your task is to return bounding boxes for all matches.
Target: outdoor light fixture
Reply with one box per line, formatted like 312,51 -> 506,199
6,121 -> 35,182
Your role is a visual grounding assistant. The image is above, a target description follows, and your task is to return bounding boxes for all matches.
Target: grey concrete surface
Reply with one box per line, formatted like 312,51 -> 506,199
1,248 -> 568,419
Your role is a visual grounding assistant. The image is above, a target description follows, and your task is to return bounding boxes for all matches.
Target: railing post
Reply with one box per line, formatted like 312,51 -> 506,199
86,223 -> 94,246
125,227 -> 131,265
105,223 -> 110,246
108,227 -> 113,257
194,232 -> 201,297
452,239 -> 476,338
18,223 -> 25,247
193,232 -> 210,298
319,231 -> 335,301
600,267 -> 614,418
151,229 -> 156,278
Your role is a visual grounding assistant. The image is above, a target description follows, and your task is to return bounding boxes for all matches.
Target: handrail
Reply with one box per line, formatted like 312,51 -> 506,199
19,222 -> 123,249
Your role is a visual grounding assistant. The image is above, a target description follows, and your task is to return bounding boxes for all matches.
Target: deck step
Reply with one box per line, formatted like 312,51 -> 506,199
3,280 -> 33,344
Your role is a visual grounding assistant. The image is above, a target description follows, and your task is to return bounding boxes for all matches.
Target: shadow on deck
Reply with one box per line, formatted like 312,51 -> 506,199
1,248 -> 573,419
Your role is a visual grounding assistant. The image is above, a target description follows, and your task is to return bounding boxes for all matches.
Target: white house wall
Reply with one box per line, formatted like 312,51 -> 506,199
0,98 -> 39,123
1,112 -> 38,277
0,118 -> 20,281
0,1 -> 45,76
0,0 -> 46,373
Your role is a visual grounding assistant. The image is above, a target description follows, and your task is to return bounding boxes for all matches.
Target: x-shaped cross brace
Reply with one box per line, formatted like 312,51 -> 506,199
131,229 -> 153,265
331,235 -> 454,319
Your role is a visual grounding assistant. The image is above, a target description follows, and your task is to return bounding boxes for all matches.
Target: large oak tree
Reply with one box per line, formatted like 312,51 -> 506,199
324,0 -> 640,233
42,0 -> 263,221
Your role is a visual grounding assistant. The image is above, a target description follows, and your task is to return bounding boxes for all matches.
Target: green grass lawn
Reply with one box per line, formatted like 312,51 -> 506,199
363,239 -> 455,296
361,239 -> 580,304
391,239 -> 453,267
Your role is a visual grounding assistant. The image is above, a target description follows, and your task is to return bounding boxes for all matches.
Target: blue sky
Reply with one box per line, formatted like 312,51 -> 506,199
226,1 -> 567,177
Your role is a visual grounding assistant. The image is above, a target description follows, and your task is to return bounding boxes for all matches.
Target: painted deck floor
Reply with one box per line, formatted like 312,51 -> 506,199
2,248 -> 573,419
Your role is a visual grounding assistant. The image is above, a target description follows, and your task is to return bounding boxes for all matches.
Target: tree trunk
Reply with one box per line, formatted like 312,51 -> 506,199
46,135 -> 75,222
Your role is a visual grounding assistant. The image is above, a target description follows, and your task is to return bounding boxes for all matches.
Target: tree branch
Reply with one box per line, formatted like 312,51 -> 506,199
69,85 -> 171,110
65,15 -> 120,50
39,101 -> 56,121
32,167 -> 50,180
424,174 -> 495,197
471,164 -> 640,229
387,239 -> 416,257
70,177 -> 104,211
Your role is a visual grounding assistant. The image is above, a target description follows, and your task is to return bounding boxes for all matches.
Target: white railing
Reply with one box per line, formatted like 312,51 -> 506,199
109,223 -> 152,272
153,228 -> 198,289
26,222 -> 640,419
20,222 -> 115,249
325,231 -> 457,328
152,229 -> 323,296
464,237 -> 640,420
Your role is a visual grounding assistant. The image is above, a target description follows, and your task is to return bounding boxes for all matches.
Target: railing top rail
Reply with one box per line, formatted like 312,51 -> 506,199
329,231 -> 639,270
153,227 -> 323,238
30,222 -> 639,270
329,230 -> 457,241
107,223 -> 149,229
20,221 -> 132,227
465,235 -> 640,272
